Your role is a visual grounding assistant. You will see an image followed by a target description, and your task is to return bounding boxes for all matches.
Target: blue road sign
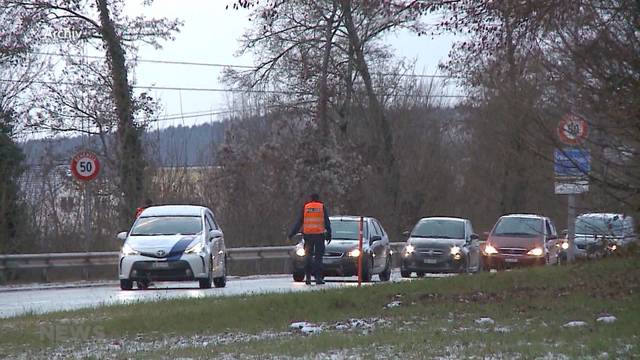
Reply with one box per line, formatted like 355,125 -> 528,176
554,148 -> 590,177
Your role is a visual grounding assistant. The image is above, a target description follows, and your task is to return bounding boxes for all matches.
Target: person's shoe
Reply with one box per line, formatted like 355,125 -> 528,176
315,278 -> 325,285
305,276 -> 312,285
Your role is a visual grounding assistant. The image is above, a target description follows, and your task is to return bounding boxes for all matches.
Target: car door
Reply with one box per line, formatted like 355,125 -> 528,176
206,212 -> 224,268
466,220 -> 480,269
374,219 -> 390,268
368,219 -> 385,272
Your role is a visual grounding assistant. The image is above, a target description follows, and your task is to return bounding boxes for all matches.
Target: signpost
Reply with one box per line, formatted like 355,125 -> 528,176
555,113 -> 589,262
71,151 -> 100,262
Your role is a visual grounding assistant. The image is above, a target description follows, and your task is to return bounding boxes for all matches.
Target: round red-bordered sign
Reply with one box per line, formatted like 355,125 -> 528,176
70,151 -> 100,181
557,113 -> 589,145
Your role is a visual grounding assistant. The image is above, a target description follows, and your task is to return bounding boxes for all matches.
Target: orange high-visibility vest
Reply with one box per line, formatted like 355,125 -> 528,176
303,201 -> 325,234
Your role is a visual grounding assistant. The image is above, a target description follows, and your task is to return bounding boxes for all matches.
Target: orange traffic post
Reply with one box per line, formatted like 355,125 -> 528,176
357,216 -> 363,287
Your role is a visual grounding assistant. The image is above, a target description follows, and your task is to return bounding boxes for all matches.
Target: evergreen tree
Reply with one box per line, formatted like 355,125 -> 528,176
0,109 -> 26,253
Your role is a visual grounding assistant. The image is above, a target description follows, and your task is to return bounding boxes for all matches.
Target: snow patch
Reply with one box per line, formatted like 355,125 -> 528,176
563,321 -> 588,328
475,317 -> 495,326
384,300 -> 401,309
596,316 -> 616,324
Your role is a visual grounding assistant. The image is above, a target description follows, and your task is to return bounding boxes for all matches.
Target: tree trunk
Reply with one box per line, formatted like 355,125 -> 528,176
317,1 -> 339,141
340,0 -> 400,229
96,0 -> 144,228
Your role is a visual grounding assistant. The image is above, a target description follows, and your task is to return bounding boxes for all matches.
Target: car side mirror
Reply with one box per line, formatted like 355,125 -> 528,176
561,229 -> 568,237
117,231 -> 128,241
209,229 -> 223,240
370,235 -> 382,244
402,230 -> 410,237
470,233 -> 480,241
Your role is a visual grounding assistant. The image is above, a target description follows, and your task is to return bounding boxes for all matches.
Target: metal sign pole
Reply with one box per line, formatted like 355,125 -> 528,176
357,216 -> 363,288
567,194 -> 576,262
83,183 -> 90,252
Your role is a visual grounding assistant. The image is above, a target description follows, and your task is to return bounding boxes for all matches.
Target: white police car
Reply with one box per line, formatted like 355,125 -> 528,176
117,205 -> 227,290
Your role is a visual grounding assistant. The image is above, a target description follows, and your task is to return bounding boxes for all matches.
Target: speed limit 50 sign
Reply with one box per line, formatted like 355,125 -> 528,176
71,151 -> 101,181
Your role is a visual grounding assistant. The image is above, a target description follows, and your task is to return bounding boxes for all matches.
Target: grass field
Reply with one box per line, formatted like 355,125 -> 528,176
1,255 -> 639,359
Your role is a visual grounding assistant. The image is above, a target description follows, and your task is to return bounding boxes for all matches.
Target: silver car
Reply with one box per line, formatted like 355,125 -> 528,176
117,205 -> 227,290
573,213 -> 636,258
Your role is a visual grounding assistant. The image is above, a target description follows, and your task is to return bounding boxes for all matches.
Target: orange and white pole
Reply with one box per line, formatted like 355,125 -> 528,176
357,216 -> 363,287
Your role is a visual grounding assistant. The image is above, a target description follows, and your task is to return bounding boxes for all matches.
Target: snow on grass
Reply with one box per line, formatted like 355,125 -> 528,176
596,315 -> 616,324
474,317 -> 495,326
562,321 -> 588,328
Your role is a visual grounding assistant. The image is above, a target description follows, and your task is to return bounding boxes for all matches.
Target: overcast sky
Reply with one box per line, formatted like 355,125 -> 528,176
124,1 -> 460,130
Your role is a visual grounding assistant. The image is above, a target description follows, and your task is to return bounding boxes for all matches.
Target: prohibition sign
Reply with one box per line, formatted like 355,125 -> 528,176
557,113 -> 589,146
71,151 -> 101,181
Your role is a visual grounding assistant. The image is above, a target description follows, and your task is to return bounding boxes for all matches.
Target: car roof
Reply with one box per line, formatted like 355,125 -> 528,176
418,216 -> 467,222
578,213 -> 626,219
140,205 -> 206,217
500,214 -> 546,220
329,215 -> 372,222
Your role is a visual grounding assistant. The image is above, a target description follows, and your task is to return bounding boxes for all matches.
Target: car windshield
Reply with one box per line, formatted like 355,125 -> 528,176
575,216 -> 624,236
330,219 -> 360,240
411,219 -> 465,239
131,216 -> 202,236
493,217 -> 542,237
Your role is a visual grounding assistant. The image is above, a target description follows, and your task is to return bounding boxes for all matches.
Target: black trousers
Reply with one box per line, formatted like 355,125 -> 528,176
303,234 -> 325,279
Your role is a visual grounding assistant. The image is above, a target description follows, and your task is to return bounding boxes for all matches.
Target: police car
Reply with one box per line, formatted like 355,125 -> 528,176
117,205 -> 227,290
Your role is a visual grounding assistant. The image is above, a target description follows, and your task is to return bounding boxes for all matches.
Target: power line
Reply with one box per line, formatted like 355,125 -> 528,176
31,51 -> 454,79
0,78 -> 467,98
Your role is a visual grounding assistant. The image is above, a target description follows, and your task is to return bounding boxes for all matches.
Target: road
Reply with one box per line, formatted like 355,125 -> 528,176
0,271 -> 440,318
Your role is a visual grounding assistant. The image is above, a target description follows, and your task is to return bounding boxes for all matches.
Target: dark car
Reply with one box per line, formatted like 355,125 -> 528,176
291,216 -> 392,282
400,217 -> 481,277
483,214 -> 557,270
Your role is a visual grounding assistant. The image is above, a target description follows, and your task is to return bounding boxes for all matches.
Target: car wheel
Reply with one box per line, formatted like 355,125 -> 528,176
400,270 -> 412,278
362,257 -> 373,282
416,272 -> 425,278
293,271 -> 305,282
136,280 -> 150,290
199,259 -> 213,289
120,279 -> 133,290
378,256 -> 392,282
213,258 -> 227,288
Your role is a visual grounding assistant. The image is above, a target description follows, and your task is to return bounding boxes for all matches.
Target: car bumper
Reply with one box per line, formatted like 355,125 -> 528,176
483,254 -> 545,268
401,254 -> 465,273
119,254 -> 209,281
291,255 -> 360,276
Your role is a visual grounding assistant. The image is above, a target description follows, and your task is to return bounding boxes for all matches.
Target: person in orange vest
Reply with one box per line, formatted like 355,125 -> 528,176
288,193 -> 332,285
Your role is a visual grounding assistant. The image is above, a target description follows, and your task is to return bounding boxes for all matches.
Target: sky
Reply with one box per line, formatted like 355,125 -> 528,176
123,0 -> 461,130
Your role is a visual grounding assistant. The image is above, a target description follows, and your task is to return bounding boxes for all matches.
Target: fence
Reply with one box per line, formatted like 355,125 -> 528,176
0,243 -> 406,283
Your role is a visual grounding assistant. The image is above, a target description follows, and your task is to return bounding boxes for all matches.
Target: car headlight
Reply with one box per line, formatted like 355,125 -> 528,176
561,241 -> 569,250
484,244 -> 498,255
527,247 -> 544,256
295,247 -> 306,257
121,243 -> 139,256
450,245 -> 461,255
609,244 -> 617,251
348,248 -> 361,258
185,241 -> 205,254
404,244 -> 415,255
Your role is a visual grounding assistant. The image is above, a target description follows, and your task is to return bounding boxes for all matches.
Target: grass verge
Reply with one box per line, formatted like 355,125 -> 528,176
1,255 -> 639,359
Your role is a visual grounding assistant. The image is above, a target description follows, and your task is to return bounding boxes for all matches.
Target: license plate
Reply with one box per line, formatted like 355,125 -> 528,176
424,259 -> 437,264
152,262 -> 169,269
505,258 -> 518,263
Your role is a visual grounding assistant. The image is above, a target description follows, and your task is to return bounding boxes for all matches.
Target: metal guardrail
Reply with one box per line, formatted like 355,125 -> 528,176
0,242 -> 407,283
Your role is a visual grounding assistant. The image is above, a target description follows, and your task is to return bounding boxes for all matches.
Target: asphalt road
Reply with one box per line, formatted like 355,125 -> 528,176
0,271 -> 439,318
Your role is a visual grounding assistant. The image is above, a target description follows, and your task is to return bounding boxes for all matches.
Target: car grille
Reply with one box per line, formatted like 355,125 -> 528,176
498,247 -> 527,255
324,251 -> 343,257
417,249 -> 444,257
